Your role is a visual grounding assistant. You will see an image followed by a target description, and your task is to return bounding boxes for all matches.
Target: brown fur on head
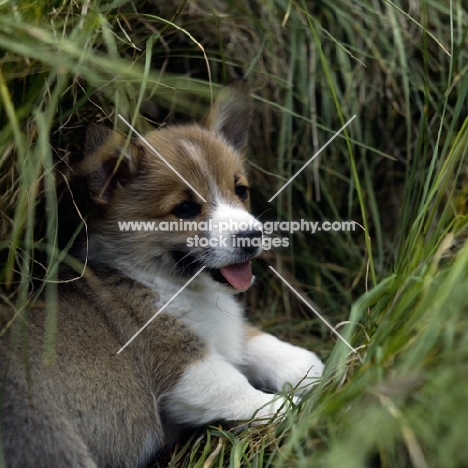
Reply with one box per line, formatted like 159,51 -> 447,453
79,81 -> 252,207
75,82 -> 259,287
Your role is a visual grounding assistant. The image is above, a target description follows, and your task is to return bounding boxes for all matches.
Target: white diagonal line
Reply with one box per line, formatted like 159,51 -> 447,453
268,115 -> 356,202
117,266 -> 206,354
118,114 -> 207,202
268,266 -> 357,353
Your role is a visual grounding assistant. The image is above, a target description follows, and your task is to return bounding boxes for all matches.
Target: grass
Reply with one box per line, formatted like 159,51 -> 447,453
1,0 -> 468,466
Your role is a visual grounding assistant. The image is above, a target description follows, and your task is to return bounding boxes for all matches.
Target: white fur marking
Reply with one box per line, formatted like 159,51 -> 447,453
130,272 -> 247,367
210,203 -> 262,239
164,353 -> 293,425
206,203 -> 263,269
180,139 -> 203,165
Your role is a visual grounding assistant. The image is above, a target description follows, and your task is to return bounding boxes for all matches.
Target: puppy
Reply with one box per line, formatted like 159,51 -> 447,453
0,83 -> 324,467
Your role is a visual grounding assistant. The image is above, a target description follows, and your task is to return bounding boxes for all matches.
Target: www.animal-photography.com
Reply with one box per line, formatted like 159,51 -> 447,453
1,1 -> 467,467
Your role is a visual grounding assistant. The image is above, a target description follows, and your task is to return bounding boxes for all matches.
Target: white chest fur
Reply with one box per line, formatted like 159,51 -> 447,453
132,273 -> 247,368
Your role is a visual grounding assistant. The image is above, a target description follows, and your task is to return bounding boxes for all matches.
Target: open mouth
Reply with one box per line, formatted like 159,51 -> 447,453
171,250 -> 254,291
210,261 -> 252,291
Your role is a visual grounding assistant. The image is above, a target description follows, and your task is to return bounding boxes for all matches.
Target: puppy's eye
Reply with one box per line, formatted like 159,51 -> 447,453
235,185 -> 249,201
172,201 -> 201,219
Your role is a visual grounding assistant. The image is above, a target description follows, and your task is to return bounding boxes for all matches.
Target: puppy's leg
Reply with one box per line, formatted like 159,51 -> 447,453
163,352 -> 294,426
240,325 -> 324,394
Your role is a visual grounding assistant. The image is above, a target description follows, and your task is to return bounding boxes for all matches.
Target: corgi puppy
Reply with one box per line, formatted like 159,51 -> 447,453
0,82 -> 324,467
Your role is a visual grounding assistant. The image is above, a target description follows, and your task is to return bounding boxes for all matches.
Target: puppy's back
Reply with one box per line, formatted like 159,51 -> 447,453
0,269 -> 206,467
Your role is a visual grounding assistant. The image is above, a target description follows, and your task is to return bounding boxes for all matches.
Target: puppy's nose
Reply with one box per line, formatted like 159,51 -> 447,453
234,229 -> 263,254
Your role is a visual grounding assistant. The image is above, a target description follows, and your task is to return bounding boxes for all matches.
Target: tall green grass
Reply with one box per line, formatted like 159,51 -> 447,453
1,0 -> 468,466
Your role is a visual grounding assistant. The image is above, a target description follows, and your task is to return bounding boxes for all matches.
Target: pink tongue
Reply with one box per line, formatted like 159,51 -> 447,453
220,261 -> 252,290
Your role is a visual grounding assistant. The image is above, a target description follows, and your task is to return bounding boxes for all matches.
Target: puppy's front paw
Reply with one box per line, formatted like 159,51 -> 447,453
281,346 -> 324,393
243,334 -> 324,394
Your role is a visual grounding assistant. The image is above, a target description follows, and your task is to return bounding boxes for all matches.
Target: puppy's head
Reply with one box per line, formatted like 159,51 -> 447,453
78,83 -> 262,292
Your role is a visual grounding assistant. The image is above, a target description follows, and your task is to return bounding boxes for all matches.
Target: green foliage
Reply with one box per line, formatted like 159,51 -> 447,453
1,0 -> 468,466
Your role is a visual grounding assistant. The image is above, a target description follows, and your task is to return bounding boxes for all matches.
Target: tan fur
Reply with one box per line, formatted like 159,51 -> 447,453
116,126 -> 249,217
244,323 -> 266,339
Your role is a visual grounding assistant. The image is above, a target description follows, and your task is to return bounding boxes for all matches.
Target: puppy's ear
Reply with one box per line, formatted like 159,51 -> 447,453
204,81 -> 252,152
78,123 -> 141,204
